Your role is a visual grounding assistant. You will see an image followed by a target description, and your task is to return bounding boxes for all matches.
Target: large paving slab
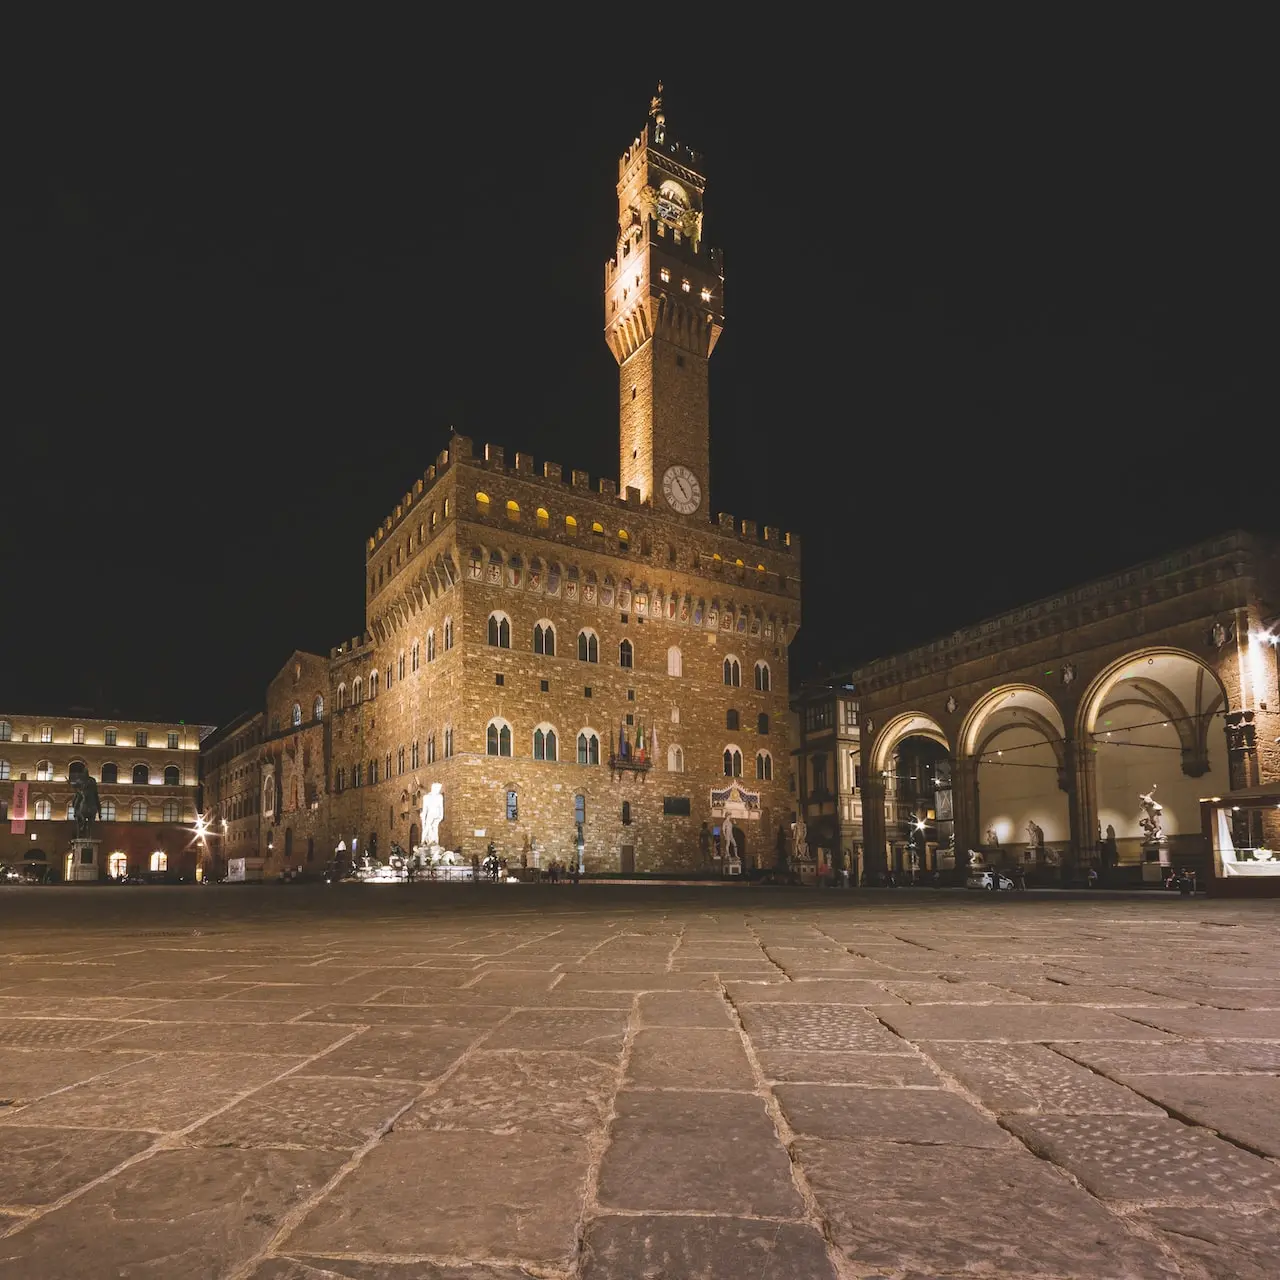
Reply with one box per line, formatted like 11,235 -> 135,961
4,883 -> 1280,1277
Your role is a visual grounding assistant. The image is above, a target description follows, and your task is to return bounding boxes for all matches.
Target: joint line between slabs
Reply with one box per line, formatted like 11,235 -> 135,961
718,972 -> 858,1280
863,1008 -> 1191,1272
224,1004 -> 524,1280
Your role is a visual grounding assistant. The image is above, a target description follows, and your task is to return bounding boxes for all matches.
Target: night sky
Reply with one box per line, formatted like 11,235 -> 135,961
6,25 -> 1274,729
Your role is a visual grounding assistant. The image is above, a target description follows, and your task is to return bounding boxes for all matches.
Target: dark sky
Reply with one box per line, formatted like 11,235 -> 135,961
5,22 -> 1274,728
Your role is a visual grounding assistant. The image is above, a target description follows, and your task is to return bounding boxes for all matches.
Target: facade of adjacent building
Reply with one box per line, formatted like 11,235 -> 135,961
0,712 -> 210,880
195,93 -> 802,881
790,679 -> 862,878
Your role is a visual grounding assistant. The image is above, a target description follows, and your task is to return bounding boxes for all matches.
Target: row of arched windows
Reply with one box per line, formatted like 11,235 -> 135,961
336,623 -> 454,711
9,761 -> 184,786
21,797 -> 181,822
333,729 -> 455,793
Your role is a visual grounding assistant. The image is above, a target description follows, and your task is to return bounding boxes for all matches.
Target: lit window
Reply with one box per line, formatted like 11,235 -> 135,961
577,730 -> 601,765
591,521 -> 604,537
292,702 -> 302,727
681,279 -> 691,293
162,800 -> 180,822
536,507 -> 550,529
701,287 -> 712,303
506,499 -> 520,522
566,515 -> 578,535
100,800 -> 116,821
314,694 -> 325,720
444,498 -> 451,518
150,851 -> 168,872
475,491 -> 491,514
36,760 -> 52,781
618,529 -> 630,550
660,267 -> 670,282
72,726 -> 85,744
40,726 -> 52,743
131,800 -> 149,823
34,799 -> 53,820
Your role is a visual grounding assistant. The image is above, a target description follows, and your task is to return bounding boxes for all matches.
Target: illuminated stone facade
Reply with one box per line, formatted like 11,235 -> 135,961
201,95 -> 802,879
0,712 -> 209,880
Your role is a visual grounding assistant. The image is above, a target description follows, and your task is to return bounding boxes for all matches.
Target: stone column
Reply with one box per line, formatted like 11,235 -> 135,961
952,756 -> 980,882
860,772 -> 887,879
1062,737 -> 1097,884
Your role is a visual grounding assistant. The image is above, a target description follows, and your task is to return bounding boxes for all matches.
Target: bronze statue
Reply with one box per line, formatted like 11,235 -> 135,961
71,775 -> 101,838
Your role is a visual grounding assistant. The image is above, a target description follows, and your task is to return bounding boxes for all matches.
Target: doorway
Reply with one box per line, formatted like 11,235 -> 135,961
620,845 -> 635,874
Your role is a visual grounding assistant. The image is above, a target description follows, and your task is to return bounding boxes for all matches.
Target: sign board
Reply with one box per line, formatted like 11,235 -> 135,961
10,780 -> 28,834
227,858 -> 246,882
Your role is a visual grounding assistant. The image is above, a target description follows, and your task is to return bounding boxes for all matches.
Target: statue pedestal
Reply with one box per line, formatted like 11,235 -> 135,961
67,839 -> 100,883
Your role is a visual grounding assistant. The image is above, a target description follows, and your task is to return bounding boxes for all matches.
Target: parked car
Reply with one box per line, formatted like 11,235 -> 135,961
967,871 -> 1014,891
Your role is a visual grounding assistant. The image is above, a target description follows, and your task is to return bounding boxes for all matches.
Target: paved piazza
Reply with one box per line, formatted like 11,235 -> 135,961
2,887 -> 1279,1278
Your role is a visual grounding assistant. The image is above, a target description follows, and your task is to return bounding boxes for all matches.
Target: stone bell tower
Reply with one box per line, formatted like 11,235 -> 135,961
605,83 -> 724,518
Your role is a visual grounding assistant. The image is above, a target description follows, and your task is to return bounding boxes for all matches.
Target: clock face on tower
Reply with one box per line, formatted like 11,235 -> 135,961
661,465 -> 702,515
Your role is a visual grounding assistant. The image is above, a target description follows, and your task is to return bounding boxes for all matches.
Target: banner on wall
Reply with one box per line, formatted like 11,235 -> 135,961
10,780 -> 28,834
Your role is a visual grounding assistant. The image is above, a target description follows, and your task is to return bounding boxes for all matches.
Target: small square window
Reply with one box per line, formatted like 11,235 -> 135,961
495,673 -> 505,686
540,679 -> 549,693
620,613 -> 629,623
584,687 -> 592,698
625,713 -> 634,726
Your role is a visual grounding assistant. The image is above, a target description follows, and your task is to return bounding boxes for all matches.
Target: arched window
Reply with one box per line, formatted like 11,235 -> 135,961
426,630 -> 436,662
369,670 -> 379,699
66,800 -> 77,821
397,745 -> 405,774
352,677 -> 364,705
425,734 -> 435,764
577,730 -> 601,765
756,751 -> 774,781
100,799 -> 116,821
411,641 -> 420,672
163,765 -> 180,786
667,744 -> 684,773
68,760 -> 87,783
488,612 -> 511,648
369,758 -> 379,784
618,529 -> 630,551
131,800 -> 149,822
335,767 -> 346,793
723,656 -> 741,687
723,746 -> 743,777
150,851 -> 168,872
755,661 -> 771,692
577,630 -> 599,663
591,521 -> 604,537
536,507 -> 550,529
337,683 -> 347,710
36,760 -> 52,781
162,800 -> 181,822
565,515 -> 578,536
292,702 -> 302,727
619,639 -> 634,669
444,497 -> 452,519
533,725 -> 558,761
506,499 -> 520,522
533,621 -> 556,656
34,798 -> 52,821
757,713 -> 770,735
352,762 -> 363,788
314,694 -> 325,720
444,726 -> 454,757
476,491 -> 491,515
667,646 -> 682,677
132,764 -> 150,785
486,719 -> 512,757
444,617 -> 454,650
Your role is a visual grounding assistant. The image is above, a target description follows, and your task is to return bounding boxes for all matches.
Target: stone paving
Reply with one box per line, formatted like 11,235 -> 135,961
0,886 -> 1278,1278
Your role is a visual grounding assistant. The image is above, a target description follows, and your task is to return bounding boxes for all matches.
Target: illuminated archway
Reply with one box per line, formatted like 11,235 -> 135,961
962,685 -> 1068,867
1079,648 -> 1230,869
871,713 -> 952,877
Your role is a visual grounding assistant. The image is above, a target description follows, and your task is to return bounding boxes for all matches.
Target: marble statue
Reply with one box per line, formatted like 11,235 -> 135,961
985,826 -> 999,848
420,783 -> 444,848
1025,819 -> 1044,849
723,816 -> 738,859
792,818 -> 809,861
1138,786 -> 1164,843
